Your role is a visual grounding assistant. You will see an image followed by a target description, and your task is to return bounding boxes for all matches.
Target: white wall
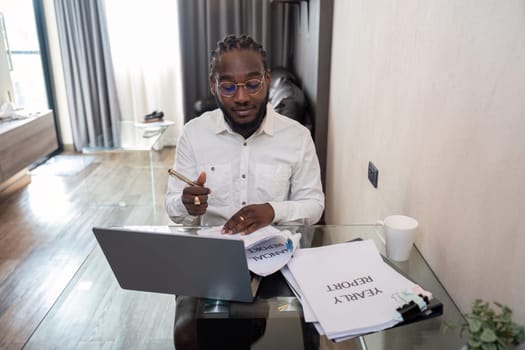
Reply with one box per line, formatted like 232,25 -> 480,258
326,0 -> 525,323
0,12 -> 15,106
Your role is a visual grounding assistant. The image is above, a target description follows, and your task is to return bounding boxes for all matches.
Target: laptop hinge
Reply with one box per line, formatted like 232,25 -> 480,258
251,275 -> 262,297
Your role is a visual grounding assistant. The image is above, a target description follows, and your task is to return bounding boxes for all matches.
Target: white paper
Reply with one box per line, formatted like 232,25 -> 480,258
197,225 -> 286,248
121,225 -> 172,233
287,240 -> 418,338
197,225 -> 301,276
280,266 -> 318,322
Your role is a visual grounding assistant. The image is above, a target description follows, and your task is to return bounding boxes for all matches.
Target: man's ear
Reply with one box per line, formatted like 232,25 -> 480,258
265,69 -> 272,87
209,77 -> 216,96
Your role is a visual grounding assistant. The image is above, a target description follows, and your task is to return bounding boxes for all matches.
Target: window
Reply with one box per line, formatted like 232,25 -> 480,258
1,0 -> 48,112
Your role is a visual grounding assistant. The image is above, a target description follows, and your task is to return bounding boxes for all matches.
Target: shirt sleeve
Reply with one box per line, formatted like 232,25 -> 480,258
165,129 -> 200,225
268,129 -> 325,225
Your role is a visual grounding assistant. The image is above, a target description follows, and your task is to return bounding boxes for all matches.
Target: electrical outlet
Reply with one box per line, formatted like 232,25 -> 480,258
368,161 -> 378,188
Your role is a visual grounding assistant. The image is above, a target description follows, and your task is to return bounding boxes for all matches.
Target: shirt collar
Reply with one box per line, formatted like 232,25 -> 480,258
212,103 -> 276,137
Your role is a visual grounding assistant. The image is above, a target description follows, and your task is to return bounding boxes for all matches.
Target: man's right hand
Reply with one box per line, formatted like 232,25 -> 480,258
181,172 -> 210,216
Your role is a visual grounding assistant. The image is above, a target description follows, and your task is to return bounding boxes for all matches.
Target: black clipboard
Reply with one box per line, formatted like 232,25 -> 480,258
379,249 -> 443,327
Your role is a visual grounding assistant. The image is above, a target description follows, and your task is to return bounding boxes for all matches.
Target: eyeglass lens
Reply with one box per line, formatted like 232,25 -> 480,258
218,79 -> 264,96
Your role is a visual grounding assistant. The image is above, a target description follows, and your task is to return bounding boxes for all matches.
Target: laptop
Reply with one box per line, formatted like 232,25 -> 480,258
92,227 -> 260,302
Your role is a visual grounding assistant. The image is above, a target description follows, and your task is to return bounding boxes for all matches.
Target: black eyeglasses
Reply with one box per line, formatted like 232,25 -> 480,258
215,75 -> 265,97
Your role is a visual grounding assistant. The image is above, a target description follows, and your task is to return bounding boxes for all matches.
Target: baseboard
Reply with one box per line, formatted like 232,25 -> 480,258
62,143 -> 76,152
0,169 -> 31,194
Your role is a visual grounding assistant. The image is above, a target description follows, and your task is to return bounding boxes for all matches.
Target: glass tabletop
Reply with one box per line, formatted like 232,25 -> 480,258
25,224 -> 466,350
171,224 -> 466,350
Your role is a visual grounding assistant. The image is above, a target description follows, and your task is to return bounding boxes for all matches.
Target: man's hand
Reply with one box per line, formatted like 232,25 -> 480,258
222,203 -> 275,235
181,172 -> 210,216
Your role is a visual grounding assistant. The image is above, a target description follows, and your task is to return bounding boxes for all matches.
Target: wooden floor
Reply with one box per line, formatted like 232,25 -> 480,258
0,148 -> 177,349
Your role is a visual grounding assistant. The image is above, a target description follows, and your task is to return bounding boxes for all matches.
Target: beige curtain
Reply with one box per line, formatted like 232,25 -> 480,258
104,0 -> 183,149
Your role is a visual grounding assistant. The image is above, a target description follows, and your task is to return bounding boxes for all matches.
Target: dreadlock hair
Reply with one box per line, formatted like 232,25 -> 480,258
209,34 -> 268,77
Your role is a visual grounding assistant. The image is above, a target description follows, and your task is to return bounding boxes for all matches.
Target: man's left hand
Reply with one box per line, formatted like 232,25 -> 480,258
222,203 -> 275,235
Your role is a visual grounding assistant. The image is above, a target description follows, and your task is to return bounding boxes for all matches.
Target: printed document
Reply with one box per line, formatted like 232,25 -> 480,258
197,225 -> 301,277
286,240 -> 419,338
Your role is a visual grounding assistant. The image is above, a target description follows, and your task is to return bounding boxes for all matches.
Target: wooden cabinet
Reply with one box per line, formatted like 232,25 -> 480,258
0,110 -> 58,182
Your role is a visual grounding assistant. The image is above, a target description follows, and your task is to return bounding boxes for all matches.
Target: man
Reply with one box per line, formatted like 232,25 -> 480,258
166,34 -> 324,235
166,34 -> 324,349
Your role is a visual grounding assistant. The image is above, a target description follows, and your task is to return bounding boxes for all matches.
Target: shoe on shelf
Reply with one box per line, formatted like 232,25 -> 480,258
143,110 -> 164,123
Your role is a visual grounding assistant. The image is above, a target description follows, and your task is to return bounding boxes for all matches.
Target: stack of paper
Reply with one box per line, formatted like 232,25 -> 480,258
283,239 -> 429,341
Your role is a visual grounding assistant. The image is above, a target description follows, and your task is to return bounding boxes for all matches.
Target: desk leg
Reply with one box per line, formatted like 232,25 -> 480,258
152,137 -> 163,151
149,149 -> 157,213
152,126 -> 168,151
358,336 -> 368,350
141,126 -> 168,151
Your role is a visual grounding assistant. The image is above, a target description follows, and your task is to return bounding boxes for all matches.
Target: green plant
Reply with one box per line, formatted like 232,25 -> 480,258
460,299 -> 525,350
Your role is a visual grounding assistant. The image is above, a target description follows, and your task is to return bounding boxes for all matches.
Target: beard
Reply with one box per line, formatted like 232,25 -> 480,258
214,91 -> 269,138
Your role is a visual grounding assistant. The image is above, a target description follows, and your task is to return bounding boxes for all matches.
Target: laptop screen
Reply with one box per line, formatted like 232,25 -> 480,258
93,227 -> 255,302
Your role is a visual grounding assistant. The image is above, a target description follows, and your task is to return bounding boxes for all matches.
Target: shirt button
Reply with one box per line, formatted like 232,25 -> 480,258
242,201 -> 246,205
243,142 -> 247,146
211,166 -> 215,171
241,174 -> 246,179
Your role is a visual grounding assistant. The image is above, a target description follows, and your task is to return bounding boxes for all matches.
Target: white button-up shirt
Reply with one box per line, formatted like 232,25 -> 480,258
165,104 -> 325,226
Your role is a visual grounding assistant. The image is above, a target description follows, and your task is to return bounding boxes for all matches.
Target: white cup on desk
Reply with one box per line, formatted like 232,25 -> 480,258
376,215 -> 418,262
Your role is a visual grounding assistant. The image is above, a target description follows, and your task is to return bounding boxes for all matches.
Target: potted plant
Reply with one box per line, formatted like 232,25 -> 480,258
459,299 -> 525,350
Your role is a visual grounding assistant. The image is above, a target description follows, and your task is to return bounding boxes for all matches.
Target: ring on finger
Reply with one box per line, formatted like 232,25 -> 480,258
194,196 -> 201,206
240,215 -> 245,221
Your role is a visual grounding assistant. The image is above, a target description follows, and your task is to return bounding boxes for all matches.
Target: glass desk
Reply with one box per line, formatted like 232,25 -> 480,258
25,225 -> 466,349
173,224 -> 466,350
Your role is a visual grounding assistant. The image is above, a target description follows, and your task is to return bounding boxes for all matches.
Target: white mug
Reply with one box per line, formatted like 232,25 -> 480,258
376,215 -> 418,262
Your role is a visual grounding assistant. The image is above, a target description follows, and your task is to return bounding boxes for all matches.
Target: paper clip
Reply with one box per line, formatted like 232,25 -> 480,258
392,289 -> 430,322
